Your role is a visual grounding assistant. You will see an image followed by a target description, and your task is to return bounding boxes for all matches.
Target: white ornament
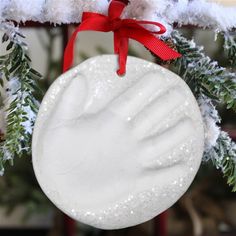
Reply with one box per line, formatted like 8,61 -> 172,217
32,55 -> 204,229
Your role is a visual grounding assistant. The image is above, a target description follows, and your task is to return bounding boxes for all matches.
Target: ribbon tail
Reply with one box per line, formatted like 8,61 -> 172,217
63,27 -> 81,73
63,16 -> 110,72
122,28 -> 181,61
114,32 -> 129,76
148,37 -> 181,60
114,31 -> 120,54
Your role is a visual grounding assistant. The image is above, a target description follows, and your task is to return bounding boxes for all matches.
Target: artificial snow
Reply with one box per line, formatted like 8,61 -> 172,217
0,0 -> 235,33
198,96 -> 221,152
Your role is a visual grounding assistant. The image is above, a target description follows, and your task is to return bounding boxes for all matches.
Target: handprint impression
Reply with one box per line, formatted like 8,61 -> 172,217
39,71 -> 203,212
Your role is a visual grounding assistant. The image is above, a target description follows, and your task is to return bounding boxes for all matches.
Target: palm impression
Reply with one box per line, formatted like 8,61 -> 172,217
33,55 -> 204,229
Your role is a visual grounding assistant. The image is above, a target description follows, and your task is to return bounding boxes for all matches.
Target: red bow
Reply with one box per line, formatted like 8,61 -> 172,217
63,0 -> 181,75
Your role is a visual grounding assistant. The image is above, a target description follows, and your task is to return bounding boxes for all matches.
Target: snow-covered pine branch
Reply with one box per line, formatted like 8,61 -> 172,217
0,0 -> 236,34
170,30 -> 236,191
0,26 -> 41,174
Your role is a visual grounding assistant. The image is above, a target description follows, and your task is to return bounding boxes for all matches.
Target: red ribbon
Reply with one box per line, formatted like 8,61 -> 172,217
63,0 -> 181,75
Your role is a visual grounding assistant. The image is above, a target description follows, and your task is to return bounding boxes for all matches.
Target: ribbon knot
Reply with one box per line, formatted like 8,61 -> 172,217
63,0 -> 181,75
109,18 -> 122,31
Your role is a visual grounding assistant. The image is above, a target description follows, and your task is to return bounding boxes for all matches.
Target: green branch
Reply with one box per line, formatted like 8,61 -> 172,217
172,31 -> 236,111
209,131 -> 236,191
224,33 -> 236,67
0,34 -> 41,174
171,31 -> 236,191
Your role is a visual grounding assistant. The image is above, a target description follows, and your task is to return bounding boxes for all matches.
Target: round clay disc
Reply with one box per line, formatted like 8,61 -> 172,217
32,55 -> 204,229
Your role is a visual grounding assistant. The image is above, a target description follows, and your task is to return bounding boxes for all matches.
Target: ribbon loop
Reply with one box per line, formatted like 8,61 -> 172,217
108,0 -> 126,20
63,0 -> 181,75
